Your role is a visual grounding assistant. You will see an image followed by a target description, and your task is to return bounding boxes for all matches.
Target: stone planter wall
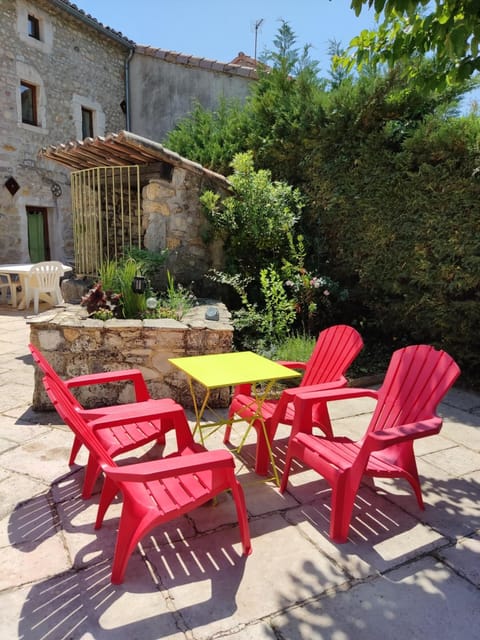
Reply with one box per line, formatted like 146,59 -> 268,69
29,303 -> 233,411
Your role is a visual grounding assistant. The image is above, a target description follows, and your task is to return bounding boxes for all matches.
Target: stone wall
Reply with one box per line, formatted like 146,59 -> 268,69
29,303 -> 233,411
142,170 -> 226,288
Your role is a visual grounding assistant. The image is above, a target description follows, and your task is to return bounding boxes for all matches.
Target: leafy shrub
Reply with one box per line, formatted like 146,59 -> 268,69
149,271 -> 197,320
209,267 -> 296,354
200,151 -> 303,280
81,282 -> 121,319
164,98 -> 250,175
306,97 -> 480,386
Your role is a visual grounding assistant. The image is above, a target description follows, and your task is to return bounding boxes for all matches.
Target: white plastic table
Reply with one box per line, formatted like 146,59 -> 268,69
0,263 -> 72,310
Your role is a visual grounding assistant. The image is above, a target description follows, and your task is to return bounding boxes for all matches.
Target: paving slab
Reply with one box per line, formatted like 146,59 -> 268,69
270,556 -> 480,640
284,486 -> 446,579
437,532 -> 480,586
145,513 -> 350,640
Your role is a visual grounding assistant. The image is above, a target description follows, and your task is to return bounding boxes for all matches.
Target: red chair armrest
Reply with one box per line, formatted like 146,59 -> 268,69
291,387 -> 379,434
276,360 -> 307,371
102,449 -> 235,482
88,400 -> 183,428
66,369 -> 150,401
270,378 -> 349,429
282,377 -> 348,400
366,417 -> 442,450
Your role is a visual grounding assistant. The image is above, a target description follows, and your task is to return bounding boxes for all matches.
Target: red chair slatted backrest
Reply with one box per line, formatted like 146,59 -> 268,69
29,343 -> 83,411
302,324 -> 364,387
43,374 -> 115,468
368,345 -> 461,433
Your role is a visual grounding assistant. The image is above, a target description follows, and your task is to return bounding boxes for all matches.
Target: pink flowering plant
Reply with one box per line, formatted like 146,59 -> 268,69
282,236 -> 348,334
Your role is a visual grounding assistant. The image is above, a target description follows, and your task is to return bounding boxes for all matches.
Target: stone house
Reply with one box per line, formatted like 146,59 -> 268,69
0,0 -> 132,265
0,0 -> 256,271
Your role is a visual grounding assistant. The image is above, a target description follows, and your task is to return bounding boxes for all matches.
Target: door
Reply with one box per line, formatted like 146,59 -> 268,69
27,207 -> 50,262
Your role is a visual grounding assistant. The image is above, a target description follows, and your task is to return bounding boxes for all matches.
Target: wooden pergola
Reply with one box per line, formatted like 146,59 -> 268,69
40,131 -> 229,276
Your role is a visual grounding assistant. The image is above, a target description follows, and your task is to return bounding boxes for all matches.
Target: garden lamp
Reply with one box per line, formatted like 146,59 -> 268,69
132,274 -> 147,294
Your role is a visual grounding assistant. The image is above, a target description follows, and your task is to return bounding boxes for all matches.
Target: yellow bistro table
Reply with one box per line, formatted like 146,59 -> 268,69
169,351 -> 300,485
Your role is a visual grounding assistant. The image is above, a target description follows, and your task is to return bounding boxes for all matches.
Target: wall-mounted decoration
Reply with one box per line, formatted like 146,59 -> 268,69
51,182 -> 62,198
5,177 -> 20,196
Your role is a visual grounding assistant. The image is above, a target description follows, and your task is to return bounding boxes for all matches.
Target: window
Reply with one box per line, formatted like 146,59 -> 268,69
81,107 -> 94,139
27,14 -> 40,40
20,82 -> 38,125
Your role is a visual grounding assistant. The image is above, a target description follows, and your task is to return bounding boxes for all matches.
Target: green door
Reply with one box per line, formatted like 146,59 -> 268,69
27,207 -> 50,262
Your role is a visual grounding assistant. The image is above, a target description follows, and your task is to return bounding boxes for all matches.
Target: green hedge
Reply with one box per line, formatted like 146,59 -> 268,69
306,115 -> 480,387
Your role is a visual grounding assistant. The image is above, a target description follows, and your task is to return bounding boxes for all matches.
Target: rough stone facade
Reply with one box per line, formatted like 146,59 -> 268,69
142,170 -> 226,288
29,302 -> 233,411
0,0 -> 130,265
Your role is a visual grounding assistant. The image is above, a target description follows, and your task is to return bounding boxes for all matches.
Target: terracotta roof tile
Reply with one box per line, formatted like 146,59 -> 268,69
135,45 -> 258,79
52,3 -> 257,79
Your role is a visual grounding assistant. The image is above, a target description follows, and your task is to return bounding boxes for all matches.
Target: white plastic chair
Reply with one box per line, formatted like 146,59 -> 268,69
0,273 -> 17,307
24,261 -> 64,314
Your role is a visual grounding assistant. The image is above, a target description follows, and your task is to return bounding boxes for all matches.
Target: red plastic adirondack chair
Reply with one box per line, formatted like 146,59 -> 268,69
30,344 -> 185,497
225,325 -> 363,475
280,345 -> 461,543
44,376 -> 251,584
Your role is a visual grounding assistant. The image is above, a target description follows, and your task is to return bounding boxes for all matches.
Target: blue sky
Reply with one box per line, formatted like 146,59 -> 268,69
75,0 -> 478,111
74,0 -> 378,76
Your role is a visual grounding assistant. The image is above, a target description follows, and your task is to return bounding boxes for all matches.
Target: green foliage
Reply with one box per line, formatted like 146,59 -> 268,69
160,20 -> 479,384
247,21 -> 327,184
209,267 -> 296,353
115,258 -> 147,319
273,333 -> 316,362
347,1 -> 480,88
305,83 -> 480,384
87,262 -> 195,321
258,266 -> 297,347
98,260 -> 117,292
89,258 -> 146,319
280,234 -> 348,334
200,151 -> 303,279
155,271 -> 196,320
164,98 -> 250,175
124,247 -> 168,292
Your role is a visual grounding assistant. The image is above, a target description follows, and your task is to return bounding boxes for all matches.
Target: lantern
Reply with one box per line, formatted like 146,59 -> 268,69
132,275 -> 147,294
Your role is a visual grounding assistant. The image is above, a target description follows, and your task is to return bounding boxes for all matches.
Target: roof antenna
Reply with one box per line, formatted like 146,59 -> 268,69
254,18 -> 264,61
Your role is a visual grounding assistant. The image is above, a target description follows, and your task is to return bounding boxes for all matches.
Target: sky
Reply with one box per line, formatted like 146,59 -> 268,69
74,0 -> 479,111
73,0 -> 378,76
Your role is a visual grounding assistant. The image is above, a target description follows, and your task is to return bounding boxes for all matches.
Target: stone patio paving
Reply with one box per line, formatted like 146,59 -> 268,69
0,306 -> 479,639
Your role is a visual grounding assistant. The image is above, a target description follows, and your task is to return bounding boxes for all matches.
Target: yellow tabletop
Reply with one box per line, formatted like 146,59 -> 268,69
169,351 -> 300,389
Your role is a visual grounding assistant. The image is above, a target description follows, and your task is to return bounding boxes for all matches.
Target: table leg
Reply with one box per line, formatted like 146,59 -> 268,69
16,274 -> 28,310
189,377 -> 211,446
234,379 -> 281,486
